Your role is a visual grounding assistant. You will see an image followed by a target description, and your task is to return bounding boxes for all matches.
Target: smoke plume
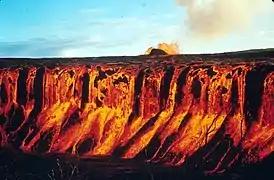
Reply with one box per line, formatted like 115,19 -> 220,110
176,0 -> 269,39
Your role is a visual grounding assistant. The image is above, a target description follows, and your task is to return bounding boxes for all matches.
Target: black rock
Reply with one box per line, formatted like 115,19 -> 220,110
149,49 -> 168,55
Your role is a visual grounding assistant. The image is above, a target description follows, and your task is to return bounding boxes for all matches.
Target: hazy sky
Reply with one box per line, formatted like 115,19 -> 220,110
0,0 -> 273,57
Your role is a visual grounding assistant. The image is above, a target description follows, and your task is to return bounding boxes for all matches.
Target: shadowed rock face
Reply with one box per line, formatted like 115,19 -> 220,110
148,48 -> 168,55
0,52 -> 273,174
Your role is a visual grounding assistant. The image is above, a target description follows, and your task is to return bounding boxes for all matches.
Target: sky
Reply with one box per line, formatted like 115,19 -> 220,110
0,0 -> 273,57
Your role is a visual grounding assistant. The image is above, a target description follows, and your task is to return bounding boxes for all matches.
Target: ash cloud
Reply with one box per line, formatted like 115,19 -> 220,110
176,0 -> 268,40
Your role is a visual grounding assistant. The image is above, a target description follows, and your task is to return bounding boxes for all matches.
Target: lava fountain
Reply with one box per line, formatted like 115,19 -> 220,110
0,47 -> 273,176
145,42 -> 180,55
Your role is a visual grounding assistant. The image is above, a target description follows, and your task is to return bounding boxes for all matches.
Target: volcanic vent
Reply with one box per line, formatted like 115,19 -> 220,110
0,49 -> 273,176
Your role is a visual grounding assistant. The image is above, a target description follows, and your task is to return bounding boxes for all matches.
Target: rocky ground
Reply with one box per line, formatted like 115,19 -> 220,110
0,147 -> 273,180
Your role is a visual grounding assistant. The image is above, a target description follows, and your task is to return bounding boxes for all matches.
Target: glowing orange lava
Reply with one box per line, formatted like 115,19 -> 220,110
0,55 -> 273,174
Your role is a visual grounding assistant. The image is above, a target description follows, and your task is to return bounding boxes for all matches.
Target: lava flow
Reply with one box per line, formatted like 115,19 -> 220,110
0,50 -> 273,174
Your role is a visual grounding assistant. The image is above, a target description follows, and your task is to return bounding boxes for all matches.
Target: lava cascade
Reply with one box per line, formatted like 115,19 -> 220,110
0,56 -> 273,174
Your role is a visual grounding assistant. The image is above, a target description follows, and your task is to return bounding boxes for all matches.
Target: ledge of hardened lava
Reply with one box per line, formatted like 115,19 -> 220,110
0,49 -> 274,180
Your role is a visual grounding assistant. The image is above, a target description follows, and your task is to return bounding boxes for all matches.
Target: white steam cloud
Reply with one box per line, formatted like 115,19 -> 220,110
176,0 -> 270,39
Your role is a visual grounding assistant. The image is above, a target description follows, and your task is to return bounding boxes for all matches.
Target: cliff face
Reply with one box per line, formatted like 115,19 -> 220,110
0,54 -> 273,173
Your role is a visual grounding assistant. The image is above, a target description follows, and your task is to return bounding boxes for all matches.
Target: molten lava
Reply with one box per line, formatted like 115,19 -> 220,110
0,54 -> 273,174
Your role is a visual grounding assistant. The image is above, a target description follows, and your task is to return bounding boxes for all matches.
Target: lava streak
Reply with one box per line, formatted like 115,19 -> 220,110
0,59 -> 273,173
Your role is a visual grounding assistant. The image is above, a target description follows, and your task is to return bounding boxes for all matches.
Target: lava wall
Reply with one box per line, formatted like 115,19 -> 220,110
0,55 -> 273,173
